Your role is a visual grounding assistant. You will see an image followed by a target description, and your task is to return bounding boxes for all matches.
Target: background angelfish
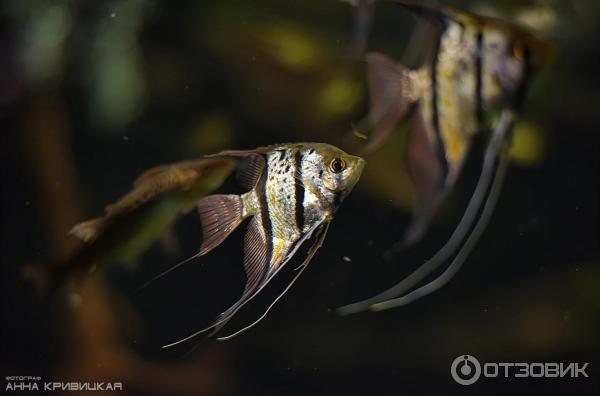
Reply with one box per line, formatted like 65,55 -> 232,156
164,143 -> 365,345
366,1 -> 552,244
25,157 -> 237,295
337,1 -> 553,315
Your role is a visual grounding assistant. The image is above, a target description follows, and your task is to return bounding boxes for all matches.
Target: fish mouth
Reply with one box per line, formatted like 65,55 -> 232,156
348,157 -> 366,187
356,157 -> 367,172
336,158 -> 366,194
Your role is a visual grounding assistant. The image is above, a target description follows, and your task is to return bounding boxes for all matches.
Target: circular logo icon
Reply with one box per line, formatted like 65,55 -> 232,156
451,355 -> 481,385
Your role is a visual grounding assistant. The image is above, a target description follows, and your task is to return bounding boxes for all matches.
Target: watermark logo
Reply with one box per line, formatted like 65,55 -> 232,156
451,355 -> 481,385
450,355 -> 590,385
4,376 -> 123,392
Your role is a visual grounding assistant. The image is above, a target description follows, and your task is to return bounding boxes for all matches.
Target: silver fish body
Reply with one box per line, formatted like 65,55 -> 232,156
165,143 -> 364,344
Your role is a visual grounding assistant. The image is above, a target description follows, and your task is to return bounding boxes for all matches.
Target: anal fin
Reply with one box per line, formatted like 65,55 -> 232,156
206,216 -> 272,336
402,109 -> 446,246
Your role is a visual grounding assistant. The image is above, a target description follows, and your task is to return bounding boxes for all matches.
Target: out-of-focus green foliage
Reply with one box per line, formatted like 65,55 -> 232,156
258,22 -> 325,71
510,120 -> 547,166
317,74 -> 363,118
183,113 -> 235,156
89,2 -> 148,129
22,3 -> 71,85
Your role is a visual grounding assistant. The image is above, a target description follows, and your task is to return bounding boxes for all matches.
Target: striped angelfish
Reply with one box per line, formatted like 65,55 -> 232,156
164,143 -> 365,345
338,1 -> 553,315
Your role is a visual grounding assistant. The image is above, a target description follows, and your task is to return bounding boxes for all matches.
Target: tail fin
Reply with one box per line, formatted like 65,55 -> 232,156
69,218 -> 102,243
365,52 -> 416,151
197,194 -> 245,256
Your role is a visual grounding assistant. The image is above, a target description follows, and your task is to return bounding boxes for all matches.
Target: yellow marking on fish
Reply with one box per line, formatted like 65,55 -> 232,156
445,128 -> 468,166
271,238 -> 292,268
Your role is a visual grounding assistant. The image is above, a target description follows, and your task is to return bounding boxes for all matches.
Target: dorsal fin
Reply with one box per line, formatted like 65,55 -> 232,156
236,154 -> 266,191
392,1 -> 450,31
207,150 -> 266,190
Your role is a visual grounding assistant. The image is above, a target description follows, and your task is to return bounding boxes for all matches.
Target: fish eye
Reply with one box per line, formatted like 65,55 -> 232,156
513,43 -> 525,61
329,158 -> 346,173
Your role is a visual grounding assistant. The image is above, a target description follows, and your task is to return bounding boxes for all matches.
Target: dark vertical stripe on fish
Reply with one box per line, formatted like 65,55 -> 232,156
456,20 -> 465,42
293,150 -> 305,233
258,157 -> 273,264
513,44 -> 532,111
430,25 -> 449,181
430,32 -> 441,138
475,29 -> 484,129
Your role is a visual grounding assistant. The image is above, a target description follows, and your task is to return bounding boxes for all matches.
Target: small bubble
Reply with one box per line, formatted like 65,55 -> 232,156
110,12 -> 116,18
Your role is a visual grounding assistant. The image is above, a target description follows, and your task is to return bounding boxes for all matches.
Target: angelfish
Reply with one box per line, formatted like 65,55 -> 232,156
337,1 -> 552,315
163,143 -> 365,345
366,1 -> 552,243
25,157 -> 237,295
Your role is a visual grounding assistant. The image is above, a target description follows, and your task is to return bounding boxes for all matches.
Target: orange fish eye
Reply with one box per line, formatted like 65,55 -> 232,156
329,158 -> 346,173
513,44 -> 525,61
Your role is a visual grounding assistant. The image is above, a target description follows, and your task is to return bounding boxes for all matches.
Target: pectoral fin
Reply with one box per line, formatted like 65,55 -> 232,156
365,52 -> 416,151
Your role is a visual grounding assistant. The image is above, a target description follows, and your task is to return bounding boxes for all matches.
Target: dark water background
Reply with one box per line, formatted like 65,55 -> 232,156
2,1 -> 599,395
